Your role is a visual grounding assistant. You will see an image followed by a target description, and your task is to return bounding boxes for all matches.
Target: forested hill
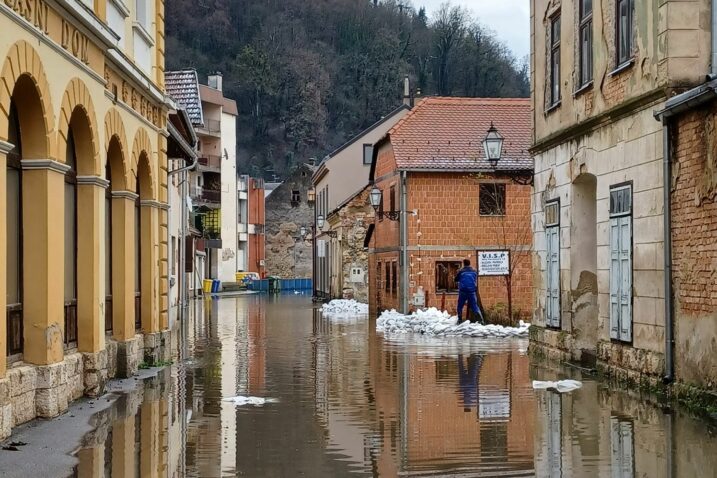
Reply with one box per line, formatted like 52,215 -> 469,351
165,0 -> 529,179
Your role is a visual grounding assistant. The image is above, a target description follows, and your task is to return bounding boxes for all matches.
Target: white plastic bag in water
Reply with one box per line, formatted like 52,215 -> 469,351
532,380 -> 583,393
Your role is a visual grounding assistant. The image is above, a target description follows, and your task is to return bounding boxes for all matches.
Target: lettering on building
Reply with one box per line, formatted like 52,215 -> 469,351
61,20 -> 90,65
5,0 -> 49,34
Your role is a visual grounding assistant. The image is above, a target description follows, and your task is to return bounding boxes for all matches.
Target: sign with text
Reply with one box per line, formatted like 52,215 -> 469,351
478,251 -> 510,276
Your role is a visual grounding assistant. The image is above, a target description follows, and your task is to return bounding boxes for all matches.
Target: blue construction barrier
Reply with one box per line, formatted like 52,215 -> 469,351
247,278 -> 312,292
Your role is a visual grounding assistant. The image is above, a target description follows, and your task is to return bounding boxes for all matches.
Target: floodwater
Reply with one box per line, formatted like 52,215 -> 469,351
75,294 -> 717,477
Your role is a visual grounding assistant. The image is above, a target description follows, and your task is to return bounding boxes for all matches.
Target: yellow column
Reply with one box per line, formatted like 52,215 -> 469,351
111,192 -> 137,341
140,399 -> 160,478
0,142 -> 10,378
112,415 -> 135,477
140,201 -> 160,333
21,160 -> 68,365
159,205 -> 169,330
77,445 -> 104,478
77,176 -> 108,353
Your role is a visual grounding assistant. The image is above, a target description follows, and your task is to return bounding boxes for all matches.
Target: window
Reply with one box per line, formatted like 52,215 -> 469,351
291,190 -> 300,204
435,261 -> 461,293
385,262 -> 391,293
171,236 -> 176,276
105,161 -> 113,334
616,0 -> 634,66
107,0 -> 128,48
135,176 -> 142,331
135,0 -> 149,28
363,144 -> 373,165
389,185 -> 396,213
545,200 -> 560,328
610,417 -> 635,476
479,183 -> 506,216
65,130 -> 78,348
579,0 -> 593,86
391,261 -> 397,296
549,14 -> 561,106
609,184 -> 632,342
6,103 -> 23,358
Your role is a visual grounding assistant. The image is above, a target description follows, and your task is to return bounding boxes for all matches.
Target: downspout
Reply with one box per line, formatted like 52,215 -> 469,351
400,171 -> 409,313
712,0 -> 717,76
661,120 -> 674,384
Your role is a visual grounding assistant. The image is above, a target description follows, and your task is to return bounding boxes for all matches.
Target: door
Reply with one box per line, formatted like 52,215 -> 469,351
609,185 -> 632,342
545,200 -> 560,327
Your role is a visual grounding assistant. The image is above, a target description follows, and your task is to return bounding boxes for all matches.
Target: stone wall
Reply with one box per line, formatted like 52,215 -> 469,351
330,187 -> 374,303
265,163 -> 316,278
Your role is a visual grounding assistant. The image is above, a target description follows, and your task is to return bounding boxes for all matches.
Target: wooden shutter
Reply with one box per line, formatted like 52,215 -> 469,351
546,226 -> 561,327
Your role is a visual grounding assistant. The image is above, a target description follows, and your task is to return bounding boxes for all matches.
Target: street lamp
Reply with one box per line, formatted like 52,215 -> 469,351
483,123 -> 504,168
300,226 -> 307,239
317,215 -> 325,230
369,185 -> 399,220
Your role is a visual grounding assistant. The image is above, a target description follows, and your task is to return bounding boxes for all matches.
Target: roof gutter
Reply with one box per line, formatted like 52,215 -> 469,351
167,121 -> 198,168
654,79 -> 717,121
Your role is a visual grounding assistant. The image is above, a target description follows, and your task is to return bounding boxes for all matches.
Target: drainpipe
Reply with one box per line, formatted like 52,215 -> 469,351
661,121 -> 674,384
713,0 -> 717,76
400,171 -> 409,313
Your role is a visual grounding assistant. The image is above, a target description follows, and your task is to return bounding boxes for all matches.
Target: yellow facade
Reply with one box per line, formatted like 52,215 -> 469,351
0,0 -> 169,436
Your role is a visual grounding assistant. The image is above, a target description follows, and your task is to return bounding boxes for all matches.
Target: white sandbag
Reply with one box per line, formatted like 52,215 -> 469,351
376,307 -> 530,338
532,380 -> 583,393
221,396 -> 279,406
321,299 -> 369,316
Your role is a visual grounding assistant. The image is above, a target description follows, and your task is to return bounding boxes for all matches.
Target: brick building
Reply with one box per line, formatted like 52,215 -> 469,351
529,0 -> 712,389
366,97 -> 533,319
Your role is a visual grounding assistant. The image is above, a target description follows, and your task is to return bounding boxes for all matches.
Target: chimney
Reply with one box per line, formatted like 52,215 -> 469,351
208,72 -> 223,92
402,75 -> 411,107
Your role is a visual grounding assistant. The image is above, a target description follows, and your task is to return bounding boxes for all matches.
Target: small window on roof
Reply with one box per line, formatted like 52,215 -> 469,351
363,144 -> 373,165
291,190 -> 300,204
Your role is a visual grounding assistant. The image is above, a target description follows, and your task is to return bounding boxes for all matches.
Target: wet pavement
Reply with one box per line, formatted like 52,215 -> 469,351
7,294 -> 717,477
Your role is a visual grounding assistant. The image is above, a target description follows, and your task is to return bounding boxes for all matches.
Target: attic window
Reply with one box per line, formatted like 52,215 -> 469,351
291,190 -> 300,204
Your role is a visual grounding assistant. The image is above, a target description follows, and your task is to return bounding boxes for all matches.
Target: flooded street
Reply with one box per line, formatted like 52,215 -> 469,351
73,295 -> 716,477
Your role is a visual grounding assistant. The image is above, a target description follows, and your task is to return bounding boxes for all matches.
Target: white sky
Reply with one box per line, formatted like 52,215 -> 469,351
415,0 -> 530,61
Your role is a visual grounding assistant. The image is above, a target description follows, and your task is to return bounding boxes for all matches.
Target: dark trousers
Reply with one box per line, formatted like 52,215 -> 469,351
457,291 -> 484,322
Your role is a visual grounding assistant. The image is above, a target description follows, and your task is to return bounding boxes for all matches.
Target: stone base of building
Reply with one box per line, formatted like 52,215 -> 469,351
528,325 -> 574,364
0,330 -> 174,441
596,340 -> 665,388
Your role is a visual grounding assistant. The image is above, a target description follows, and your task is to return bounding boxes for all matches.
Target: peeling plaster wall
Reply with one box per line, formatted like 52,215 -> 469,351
532,0 -> 710,145
531,107 -> 665,371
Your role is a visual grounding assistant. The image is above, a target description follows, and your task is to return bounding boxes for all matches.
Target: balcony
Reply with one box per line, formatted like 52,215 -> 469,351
201,189 -> 221,203
198,118 -> 221,137
198,154 -> 221,171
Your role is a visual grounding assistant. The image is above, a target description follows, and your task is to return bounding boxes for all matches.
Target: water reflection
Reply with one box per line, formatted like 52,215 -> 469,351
74,296 -> 717,477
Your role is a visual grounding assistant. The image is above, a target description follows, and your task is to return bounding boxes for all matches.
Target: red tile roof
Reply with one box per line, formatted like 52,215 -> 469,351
387,97 -> 532,172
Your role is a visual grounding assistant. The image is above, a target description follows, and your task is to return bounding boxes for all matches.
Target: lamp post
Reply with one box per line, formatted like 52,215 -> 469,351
369,186 -> 400,220
483,123 -> 504,168
294,226 -> 308,288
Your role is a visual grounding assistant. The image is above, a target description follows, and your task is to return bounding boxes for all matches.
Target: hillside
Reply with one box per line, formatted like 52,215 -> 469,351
165,0 -> 529,179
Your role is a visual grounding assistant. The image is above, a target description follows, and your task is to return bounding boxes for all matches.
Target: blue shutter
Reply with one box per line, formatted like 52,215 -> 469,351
546,226 -> 560,327
618,216 -> 632,342
609,218 -> 621,339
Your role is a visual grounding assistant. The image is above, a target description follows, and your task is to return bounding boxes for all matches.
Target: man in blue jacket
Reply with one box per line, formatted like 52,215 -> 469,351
455,259 -> 485,324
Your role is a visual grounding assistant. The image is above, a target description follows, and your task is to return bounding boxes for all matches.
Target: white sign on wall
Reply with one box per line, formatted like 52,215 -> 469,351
478,250 -> 510,276
317,240 -> 326,258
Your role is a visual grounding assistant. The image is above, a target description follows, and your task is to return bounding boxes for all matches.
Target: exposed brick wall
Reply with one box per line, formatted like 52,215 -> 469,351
368,154 -> 533,320
671,108 -> 717,315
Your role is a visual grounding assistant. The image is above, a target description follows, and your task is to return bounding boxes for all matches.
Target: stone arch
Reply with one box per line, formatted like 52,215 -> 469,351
131,128 -> 155,199
0,40 -> 55,158
104,108 -> 130,190
57,78 -> 100,175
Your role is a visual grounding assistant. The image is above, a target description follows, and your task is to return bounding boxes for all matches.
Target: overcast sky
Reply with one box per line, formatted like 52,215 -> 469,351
415,0 -> 530,61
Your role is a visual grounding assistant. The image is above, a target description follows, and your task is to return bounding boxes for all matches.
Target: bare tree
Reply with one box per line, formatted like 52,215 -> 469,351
432,3 -> 468,95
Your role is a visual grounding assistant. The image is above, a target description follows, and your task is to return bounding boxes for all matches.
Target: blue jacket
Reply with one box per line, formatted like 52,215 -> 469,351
455,266 -> 477,292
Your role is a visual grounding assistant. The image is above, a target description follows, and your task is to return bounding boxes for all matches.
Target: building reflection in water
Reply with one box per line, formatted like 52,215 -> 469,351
73,297 -> 717,477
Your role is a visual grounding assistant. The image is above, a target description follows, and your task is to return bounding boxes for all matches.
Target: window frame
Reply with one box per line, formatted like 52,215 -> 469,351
549,13 -> 562,107
384,261 -> 391,293
578,0 -> 593,87
389,184 -> 396,213
616,0 -> 634,68
363,144 -> 373,165
7,103 -> 23,359
64,130 -> 79,349
391,261 -> 398,297
479,183 -> 507,216
435,260 -> 462,294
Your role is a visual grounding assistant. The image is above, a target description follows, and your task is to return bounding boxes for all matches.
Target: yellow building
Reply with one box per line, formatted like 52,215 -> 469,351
0,0 -> 171,438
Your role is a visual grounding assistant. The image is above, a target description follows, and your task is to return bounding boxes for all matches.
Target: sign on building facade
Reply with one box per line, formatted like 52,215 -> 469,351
478,251 -> 510,276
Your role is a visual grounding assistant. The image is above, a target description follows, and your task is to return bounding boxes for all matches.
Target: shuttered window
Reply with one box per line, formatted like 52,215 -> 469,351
609,185 -> 632,342
545,200 -> 560,327
610,417 -> 635,477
